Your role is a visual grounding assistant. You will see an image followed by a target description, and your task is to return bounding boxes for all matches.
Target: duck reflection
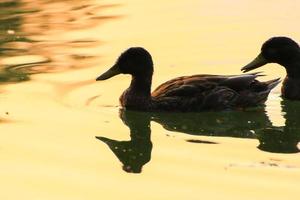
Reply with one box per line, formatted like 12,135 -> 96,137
96,110 -> 152,173
97,104 -> 300,173
153,106 -> 300,153
256,100 -> 300,153
96,108 -> 264,173
151,109 -> 270,138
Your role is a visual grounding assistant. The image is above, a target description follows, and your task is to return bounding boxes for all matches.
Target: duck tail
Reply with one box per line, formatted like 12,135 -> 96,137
238,77 -> 281,106
256,78 -> 281,99
265,78 -> 281,91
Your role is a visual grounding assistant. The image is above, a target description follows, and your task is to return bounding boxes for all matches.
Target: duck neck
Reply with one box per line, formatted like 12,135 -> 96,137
282,51 -> 300,78
120,73 -> 153,109
129,74 -> 152,96
285,60 -> 300,79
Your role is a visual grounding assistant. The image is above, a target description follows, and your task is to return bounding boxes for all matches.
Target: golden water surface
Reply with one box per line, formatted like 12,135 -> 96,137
0,0 -> 300,199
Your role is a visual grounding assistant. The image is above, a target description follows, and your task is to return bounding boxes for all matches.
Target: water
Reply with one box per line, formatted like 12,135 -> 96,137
0,0 -> 300,199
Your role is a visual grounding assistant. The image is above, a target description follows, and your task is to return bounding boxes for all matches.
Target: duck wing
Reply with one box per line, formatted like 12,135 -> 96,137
151,73 -> 280,111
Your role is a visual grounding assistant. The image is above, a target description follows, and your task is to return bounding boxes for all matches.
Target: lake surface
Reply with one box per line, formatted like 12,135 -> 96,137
0,0 -> 300,199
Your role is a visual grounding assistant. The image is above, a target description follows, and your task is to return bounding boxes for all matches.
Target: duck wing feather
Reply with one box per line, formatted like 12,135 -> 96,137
151,73 -> 279,111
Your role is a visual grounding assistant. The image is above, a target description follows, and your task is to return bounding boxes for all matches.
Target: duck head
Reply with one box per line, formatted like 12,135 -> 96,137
96,47 -> 154,81
241,37 -> 300,73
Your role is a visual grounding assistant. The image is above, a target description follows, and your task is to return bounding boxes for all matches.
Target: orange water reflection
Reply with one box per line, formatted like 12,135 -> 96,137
0,0 -> 119,83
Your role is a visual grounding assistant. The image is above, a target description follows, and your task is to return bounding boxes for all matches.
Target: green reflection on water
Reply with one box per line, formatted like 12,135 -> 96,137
0,0 -> 33,82
0,0 -> 117,83
97,101 -> 300,173
257,100 -> 300,153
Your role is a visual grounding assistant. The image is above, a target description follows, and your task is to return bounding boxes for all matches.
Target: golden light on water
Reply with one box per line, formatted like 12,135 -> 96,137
0,0 -> 300,199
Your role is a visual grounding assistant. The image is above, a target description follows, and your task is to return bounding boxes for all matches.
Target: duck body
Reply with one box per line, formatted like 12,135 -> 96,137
150,74 -> 278,111
97,47 -> 279,112
242,37 -> 300,100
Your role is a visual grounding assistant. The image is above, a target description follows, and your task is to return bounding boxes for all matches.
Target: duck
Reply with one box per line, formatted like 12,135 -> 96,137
96,47 -> 280,112
241,37 -> 300,100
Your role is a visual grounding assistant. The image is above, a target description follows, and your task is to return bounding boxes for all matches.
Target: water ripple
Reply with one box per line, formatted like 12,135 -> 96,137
0,0 -> 120,83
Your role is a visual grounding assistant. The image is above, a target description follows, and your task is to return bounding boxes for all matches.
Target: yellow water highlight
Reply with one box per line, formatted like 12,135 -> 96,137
0,0 -> 299,199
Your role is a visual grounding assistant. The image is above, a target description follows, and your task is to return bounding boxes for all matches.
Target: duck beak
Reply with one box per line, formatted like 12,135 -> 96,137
241,53 -> 268,73
96,64 -> 121,81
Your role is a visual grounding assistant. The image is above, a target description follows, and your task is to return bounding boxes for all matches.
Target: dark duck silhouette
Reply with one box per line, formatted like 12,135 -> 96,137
96,109 -> 152,173
242,37 -> 300,100
96,47 -> 280,111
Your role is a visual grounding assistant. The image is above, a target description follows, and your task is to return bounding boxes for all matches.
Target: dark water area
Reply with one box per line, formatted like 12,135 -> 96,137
96,101 -> 300,173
